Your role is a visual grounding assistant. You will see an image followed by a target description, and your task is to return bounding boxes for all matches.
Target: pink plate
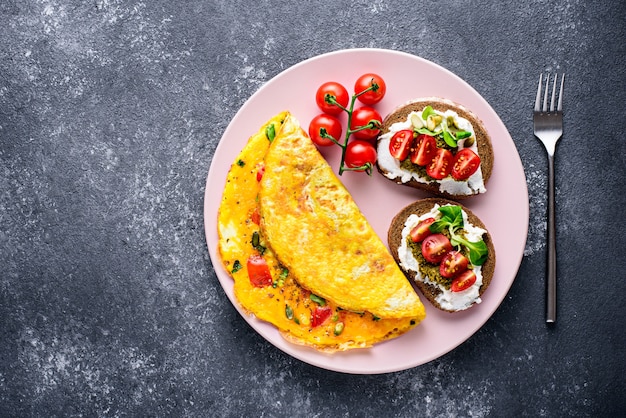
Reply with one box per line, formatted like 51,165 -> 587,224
204,48 -> 528,374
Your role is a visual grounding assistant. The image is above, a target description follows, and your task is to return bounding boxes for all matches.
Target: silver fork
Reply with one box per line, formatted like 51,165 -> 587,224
533,73 -> 565,324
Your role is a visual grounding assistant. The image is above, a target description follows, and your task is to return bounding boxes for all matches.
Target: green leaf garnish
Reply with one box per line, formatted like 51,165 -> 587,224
429,205 -> 488,265
421,106 -> 434,120
455,130 -> 472,140
430,205 -> 464,232
452,235 -> 489,266
443,129 -> 458,147
416,127 -> 438,136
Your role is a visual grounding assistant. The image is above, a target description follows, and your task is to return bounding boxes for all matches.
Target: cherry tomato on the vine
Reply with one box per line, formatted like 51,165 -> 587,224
308,114 -> 342,147
354,73 -> 387,105
344,140 -> 377,171
315,81 -> 349,115
350,106 -> 382,141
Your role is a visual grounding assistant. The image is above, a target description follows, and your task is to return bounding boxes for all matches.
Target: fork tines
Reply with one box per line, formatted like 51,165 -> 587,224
535,73 -> 565,113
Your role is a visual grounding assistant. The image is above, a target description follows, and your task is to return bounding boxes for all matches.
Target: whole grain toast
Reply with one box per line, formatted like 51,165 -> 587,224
377,98 -> 494,199
388,198 -> 496,312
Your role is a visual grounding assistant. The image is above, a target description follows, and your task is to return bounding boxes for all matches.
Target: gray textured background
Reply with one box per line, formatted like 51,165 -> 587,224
1,0 -> 625,416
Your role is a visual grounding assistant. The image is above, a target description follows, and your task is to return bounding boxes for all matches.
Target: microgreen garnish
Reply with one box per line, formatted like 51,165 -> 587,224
421,106 -> 435,120
443,129 -> 458,147
430,205 -> 488,265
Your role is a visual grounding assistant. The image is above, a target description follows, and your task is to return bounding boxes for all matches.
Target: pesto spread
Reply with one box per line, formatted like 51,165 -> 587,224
405,230 -> 475,288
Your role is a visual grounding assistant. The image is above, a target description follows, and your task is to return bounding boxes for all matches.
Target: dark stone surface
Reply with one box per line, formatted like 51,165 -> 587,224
1,0 -> 624,416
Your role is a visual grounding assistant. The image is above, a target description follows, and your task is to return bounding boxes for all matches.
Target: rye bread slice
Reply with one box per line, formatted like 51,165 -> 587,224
376,98 -> 494,200
388,198 -> 496,312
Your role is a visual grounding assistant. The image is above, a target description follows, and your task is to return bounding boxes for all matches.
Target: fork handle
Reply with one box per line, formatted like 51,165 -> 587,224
546,154 -> 557,323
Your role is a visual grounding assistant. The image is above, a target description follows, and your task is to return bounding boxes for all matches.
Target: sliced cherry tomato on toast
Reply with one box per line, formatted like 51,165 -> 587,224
450,270 -> 477,292
389,130 -> 414,160
451,148 -> 481,180
421,233 -> 452,264
439,251 -> 470,278
308,113 -> 342,147
409,217 -> 436,242
350,106 -> 382,141
426,148 -> 453,180
311,306 -> 332,327
410,134 -> 437,166
315,81 -> 349,115
247,255 -> 273,287
354,73 -> 387,105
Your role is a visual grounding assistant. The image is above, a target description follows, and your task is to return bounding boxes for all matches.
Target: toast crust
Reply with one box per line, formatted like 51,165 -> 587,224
376,98 -> 494,199
388,198 -> 496,312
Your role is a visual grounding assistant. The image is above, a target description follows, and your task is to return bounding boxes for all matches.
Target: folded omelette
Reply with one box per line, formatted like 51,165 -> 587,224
218,112 -> 425,352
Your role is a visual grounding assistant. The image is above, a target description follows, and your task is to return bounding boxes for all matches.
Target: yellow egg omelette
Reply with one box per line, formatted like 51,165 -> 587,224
217,112 -> 425,352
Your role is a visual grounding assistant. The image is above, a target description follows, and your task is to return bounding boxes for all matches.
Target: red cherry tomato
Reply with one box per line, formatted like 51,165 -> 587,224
409,217 -> 436,243
450,270 -> 477,292
311,306 -> 332,327
247,255 -> 273,287
344,140 -> 377,171
410,134 -> 437,166
354,73 -> 387,105
308,114 -> 342,147
451,148 -> 481,180
315,81 -> 349,115
421,233 -> 452,264
426,148 -> 453,180
439,251 -> 470,278
350,106 -> 382,141
389,130 -> 413,160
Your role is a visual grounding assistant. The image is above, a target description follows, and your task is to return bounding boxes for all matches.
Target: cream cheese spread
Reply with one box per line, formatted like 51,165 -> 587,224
397,204 -> 486,311
377,109 -> 486,195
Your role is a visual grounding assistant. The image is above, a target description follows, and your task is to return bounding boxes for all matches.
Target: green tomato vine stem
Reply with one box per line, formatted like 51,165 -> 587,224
321,83 -> 380,176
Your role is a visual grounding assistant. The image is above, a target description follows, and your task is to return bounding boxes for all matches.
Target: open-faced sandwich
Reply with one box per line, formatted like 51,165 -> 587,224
388,198 -> 496,312
376,98 -> 494,199
217,112 -> 426,352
